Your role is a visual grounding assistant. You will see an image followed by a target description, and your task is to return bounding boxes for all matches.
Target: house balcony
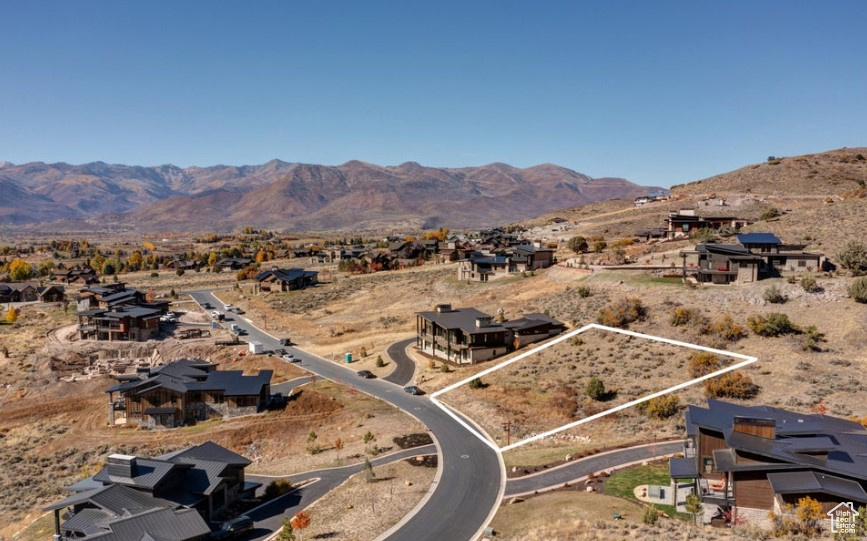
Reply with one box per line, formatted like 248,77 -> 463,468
698,477 -> 733,503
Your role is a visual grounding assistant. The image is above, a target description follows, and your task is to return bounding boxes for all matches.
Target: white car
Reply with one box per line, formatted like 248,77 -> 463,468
281,353 -> 297,362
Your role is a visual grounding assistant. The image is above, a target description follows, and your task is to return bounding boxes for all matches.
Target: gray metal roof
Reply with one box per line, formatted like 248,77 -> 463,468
669,457 -> 698,479
767,471 -> 867,502
686,400 -> 867,482
107,361 -> 270,397
737,232 -> 782,244
416,307 -> 508,335
93,458 -> 179,490
256,267 -> 318,283
44,484 -> 173,513
163,441 -> 252,467
81,507 -> 210,541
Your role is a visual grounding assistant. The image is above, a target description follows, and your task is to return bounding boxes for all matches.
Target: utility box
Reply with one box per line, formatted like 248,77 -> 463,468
249,342 -> 264,355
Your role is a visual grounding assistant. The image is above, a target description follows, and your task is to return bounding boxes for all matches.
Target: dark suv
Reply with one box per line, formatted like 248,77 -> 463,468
211,515 -> 253,539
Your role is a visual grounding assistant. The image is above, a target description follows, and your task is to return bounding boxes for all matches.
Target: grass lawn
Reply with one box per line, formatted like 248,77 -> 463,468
603,464 -> 688,519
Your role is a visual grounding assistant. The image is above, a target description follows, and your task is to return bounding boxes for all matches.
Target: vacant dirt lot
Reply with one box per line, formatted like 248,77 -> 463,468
301,457 -> 437,541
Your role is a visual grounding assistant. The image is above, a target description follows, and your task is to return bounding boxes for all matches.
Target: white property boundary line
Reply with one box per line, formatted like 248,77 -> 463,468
430,323 -> 758,453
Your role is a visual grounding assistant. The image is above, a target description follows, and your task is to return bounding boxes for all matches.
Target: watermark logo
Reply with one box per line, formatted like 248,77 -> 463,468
827,502 -> 859,534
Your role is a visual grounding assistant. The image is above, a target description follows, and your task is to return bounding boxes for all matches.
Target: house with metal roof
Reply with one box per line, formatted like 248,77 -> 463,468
457,241 -> 555,282
106,359 -> 272,428
669,399 -> 867,527
44,441 -> 257,540
416,304 -> 564,364
256,267 -> 319,292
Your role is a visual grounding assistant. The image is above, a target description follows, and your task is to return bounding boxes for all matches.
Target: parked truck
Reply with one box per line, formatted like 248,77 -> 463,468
248,341 -> 264,355
229,323 -> 241,335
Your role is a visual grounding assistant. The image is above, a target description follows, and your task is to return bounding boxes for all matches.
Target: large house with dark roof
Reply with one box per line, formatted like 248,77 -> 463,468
681,233 -> 823,285
256,267 -> 319,292
669,400 -> 867,526
106,359 -> 272,428
457,242 -> 555,282
0,282 -> 65,303
45,441 -> 257,540
416,304 -> 564,364
76,282 -> 169,341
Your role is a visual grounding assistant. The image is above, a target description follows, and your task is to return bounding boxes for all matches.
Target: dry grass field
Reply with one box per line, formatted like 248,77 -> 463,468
301,457 -> 437,541
438,326 -> 740,448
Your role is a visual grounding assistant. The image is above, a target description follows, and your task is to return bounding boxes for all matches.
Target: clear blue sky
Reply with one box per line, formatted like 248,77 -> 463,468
2,1 -> 865,187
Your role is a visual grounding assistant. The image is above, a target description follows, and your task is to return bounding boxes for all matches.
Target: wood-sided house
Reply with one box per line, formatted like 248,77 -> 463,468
416,304 -> 565,364
107,360 -> 272,428
256,267 -> 319,292
53,264 -> 99,285
44,441 -> 259,538
0,282 -> 65,303
669,400 -> 867,527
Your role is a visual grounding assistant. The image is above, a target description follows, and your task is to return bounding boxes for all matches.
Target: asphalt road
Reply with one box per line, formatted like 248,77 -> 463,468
190,291 -> 504,541
504,440 -> 684,497
271,376 -> 313,395
244,445 -> 437,540
382,337 -> 417,386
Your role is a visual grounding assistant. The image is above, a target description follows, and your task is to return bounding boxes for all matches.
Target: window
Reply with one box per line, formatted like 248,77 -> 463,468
703,457 -> 714,473
739,262 -> 748,268
798,260 -> 807,267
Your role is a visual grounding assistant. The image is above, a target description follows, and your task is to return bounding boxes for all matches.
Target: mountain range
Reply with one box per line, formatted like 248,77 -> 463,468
0,160 -> 662,231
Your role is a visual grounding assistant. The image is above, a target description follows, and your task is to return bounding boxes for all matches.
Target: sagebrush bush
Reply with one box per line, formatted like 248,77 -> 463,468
747,313 -> 799,336
586,377 -> 606,401
577,286 -> 592,298
638,395 -> 681,419
799,275 -> 819,293
597,298 -> 646,328
838,241 -> 867,276
705,372 -> 759,399
849,276 -> 867,303
688,352 -> 720,378
763,285 -> 787,304
669,306 -> 698,327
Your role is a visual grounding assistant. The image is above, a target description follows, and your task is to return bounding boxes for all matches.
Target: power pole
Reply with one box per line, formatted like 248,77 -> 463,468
502,420 -> 512,447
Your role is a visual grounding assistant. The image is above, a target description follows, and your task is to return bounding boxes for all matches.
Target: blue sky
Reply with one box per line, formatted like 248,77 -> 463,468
1,1 -> 865,187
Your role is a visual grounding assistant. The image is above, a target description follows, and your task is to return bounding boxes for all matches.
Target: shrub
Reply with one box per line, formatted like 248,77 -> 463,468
747,313 -> 799,336
849,276 -> 867,303
586,377 -> 606,401
593,240 -> 607,253
263,479 -> 294,500
705,372 -> 759,399
375,355 -> 385,367
576,286 -> 592,298
567,236 -> 588,254
5,307 -> 20,324
760,208 -> 781,220
149,272 -> 159,278
669,306 -> 698,327
799,275 -> 819,293
763,285 -> 787,304
639,395 -> 681,419
468,377 -> 485,389
692,227 -> 719,243
175,268 -> 185,276
688,352 -> 720,378
707,314 -> 746,342
801,325 -> 825,352
838,241 -> 867,276
597,298 -> 646,328
642,505 -> 659,525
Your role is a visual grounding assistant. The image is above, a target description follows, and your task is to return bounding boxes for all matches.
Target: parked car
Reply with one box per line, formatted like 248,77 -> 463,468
281,353 -> 295,361
231,307 -> 245,314
279,338 -> 293,346
356,370 -> 375,379
403,385 -> 423,395
202,302 -> 213,309
210,515 -> 253,539
265,393 -> 288,410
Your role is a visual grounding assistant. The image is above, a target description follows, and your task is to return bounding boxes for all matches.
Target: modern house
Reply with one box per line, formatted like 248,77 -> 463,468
216,257 -> 252,270
106,359 -> 273,428
457,242 -> 555,282
45,441 -> 258,539
78,306 -> 163,341
53,265 -> 99,285
666,210 -> 750,239
669,400 -> 867,527
415,304 -> 565,364
256,267 -> 319,292
680,244 -> 763,285
735,233 -> 823,273
681,233 -> 822,285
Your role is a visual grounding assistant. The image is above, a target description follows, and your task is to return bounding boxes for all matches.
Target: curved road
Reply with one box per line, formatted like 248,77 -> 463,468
382,337 -> 417,386
245,445 -> 437,540
504,440 -> 683,497
191,291 -> 504,541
